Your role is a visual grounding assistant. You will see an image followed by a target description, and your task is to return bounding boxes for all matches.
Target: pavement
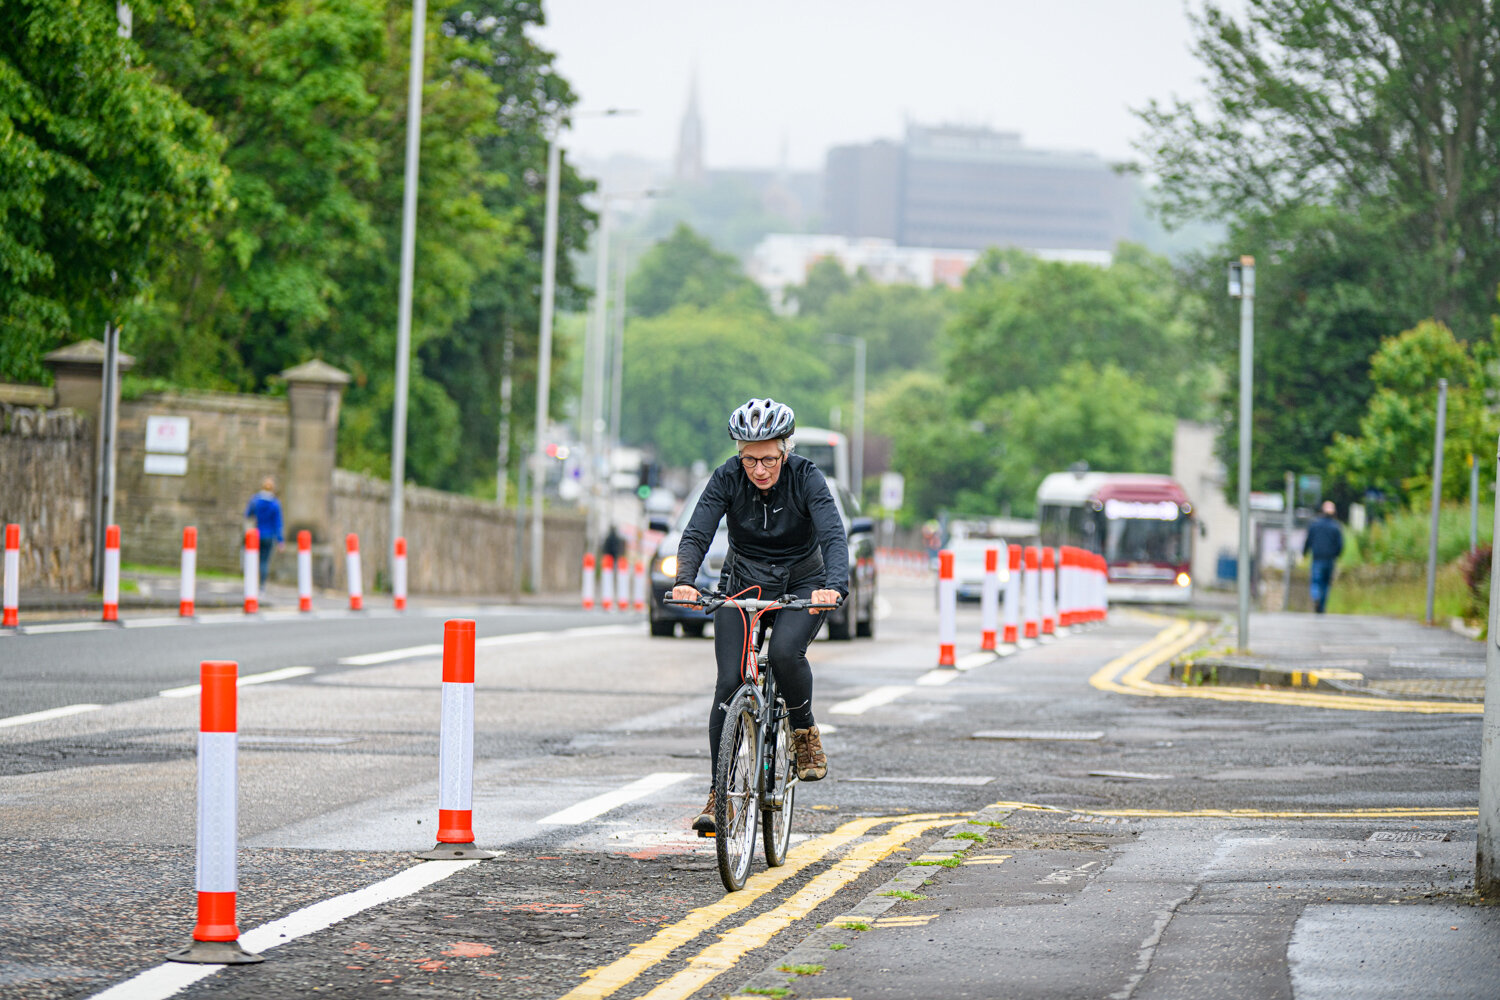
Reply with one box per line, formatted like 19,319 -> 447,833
1171,610 -> 1487,703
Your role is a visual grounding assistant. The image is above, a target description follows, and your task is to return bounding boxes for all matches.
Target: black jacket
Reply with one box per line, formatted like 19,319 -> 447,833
1304,515 -> 1344,560
675,454 -> 849,596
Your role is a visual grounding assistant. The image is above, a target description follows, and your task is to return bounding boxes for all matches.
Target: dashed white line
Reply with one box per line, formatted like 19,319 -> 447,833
86,860 -> 478,1000
828,685 -> 914,715
916,669 -> 959,686
159,666 -> 315,699
19,621 -> 108,635
338,624 -> 642,666
537,772 -> 695,825
0,704 -> 103,728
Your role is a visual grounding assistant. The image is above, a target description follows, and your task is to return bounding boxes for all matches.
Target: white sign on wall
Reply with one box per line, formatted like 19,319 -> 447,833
879,471 -> 905,509
145,415 -> 190,476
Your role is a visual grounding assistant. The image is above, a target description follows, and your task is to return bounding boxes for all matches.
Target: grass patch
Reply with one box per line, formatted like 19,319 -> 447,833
742,990 -> 789,998
777,964 -> 824,976
952,831 -> 985,842
122,561 -> 241,582
968,820 -> 1006,828
880,890 -> 926,900
829,942 -> 847,951
839,921 -> 871,931
1326,561 -> 1468,622
911,856 -> 963,868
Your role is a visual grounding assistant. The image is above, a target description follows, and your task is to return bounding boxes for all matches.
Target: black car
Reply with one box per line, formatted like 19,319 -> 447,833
646,479 -> 877,640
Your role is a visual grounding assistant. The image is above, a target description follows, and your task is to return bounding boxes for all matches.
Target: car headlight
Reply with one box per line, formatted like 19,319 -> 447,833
1176,572 -> 1191,587
658,555 -> 677,577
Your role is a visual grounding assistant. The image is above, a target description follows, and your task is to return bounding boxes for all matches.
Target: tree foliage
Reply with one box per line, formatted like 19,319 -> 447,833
0,0 -> 228,381
1327,320 -> 1498,504
628,224 -> 769,319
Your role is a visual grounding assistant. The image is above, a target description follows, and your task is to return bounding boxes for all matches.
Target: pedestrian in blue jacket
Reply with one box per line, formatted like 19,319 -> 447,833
1303,501 -> 1344,614
244,477 -> 284,591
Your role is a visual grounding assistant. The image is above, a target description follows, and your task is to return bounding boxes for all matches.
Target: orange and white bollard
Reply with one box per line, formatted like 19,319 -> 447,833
600,554 -> 616,611
1022,546 -> 1040,640
937,549 -> 956,667
418,620 -> 494,860
180,527 -> 197,617
102,524 -> 121,622
1057,547 -> 1073,628
345,534 -> 363,611
168,660 -> 262,964
1099,553 -> 1110,621
616,557 -> 630,613
3,524 -> 18,628
1040,547 -> 1056,636
633,558 -> 646,612
1002,543 -> 1020,646
393,537 -> 408,611
581,553 -> 596,609
979,546 -> 1000,652
296,530 -> 313,612
242,528 -> 259,614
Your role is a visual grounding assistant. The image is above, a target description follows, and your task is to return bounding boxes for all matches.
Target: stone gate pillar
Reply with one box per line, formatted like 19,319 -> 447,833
280,360 -> 350,587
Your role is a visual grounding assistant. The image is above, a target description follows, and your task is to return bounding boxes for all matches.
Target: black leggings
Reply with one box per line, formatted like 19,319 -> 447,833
708,582 -> 824,780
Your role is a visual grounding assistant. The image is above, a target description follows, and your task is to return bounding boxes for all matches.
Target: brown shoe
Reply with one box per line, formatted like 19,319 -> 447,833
791,725 -> 828,781
692,791 -> 716,834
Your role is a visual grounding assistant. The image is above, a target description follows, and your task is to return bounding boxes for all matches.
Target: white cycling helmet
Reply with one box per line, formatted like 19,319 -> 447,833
728,397 -> 796,441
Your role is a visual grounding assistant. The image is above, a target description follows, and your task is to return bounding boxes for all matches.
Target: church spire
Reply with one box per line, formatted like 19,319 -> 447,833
674,69 -> 704,183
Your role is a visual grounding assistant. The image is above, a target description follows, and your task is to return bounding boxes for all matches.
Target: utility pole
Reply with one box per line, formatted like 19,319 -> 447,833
529,131 -> 562,593
1471,453 -> 1480,553
389,0 -> 427,581
1228,256 -> 1255,652
1477,436 -> 1500,898
1282,471 -> 1294,611
1426,378 -> 1448,624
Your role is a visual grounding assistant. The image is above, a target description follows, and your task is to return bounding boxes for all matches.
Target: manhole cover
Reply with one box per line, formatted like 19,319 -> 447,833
972,730 -> 1105,741
1368,830 -> 1452,842
1068,814 -> 1128,825
1346,847 -> 1423,859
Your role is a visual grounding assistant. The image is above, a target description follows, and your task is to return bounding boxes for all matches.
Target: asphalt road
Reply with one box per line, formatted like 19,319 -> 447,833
0,576 -> 1491,999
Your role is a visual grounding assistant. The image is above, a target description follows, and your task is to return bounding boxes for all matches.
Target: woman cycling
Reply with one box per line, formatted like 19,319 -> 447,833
672,398 -> 847,835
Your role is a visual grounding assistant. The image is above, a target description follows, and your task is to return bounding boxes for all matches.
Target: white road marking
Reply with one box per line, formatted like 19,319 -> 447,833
122,617 -> 183,629
20,621 -> 108,635
0,703 -> 103,728
955,651 -> 995,671
916,669 -> 959,686
844,775 -> 994,786
828,685 -> 913,715
85,860 -> 478,1000
338,624 -> 642,666
537,772 -> 694,825
159,666 -> 315,699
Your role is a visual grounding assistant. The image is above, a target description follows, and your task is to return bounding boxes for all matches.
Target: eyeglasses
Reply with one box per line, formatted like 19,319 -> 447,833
739,454 -> 783,470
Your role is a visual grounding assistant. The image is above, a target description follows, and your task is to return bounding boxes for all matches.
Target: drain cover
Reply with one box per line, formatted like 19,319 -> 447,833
972,730 -> 1105,741
1368,830 -> 1452,842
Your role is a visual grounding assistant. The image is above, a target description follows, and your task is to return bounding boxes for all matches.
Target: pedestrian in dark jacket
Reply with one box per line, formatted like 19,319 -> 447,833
244,477 -> 284,592
1303,500 -> 1344,613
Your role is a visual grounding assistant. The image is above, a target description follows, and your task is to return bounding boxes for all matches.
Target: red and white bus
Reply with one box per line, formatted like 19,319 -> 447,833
1036,471 -> 1196,604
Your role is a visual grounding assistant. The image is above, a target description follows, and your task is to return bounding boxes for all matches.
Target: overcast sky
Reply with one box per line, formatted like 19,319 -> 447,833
533,0 -> 1223,173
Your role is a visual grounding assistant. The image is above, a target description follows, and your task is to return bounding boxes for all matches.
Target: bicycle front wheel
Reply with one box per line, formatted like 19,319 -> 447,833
714,690 -> 760,891
762,710 -> 796,867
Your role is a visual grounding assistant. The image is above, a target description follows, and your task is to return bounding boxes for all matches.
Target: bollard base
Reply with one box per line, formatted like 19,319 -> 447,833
168,939 -> 264,964
416,841 -> 495,861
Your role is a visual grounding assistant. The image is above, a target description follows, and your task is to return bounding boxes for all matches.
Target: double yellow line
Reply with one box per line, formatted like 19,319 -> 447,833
558,813 -> 960,1000
1089,619 -> 1483,714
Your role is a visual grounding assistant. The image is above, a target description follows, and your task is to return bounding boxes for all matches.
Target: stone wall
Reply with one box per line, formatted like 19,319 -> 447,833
115,391 -> 290,574
0,404 -> 96,591
329,470 -> 585,596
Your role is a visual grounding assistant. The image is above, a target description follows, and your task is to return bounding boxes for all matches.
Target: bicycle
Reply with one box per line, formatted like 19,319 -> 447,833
664,590 -> 839,891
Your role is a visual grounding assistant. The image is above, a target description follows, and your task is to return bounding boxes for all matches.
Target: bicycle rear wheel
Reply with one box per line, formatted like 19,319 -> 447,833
714,690 -> 760,891
761,710 -> 796,867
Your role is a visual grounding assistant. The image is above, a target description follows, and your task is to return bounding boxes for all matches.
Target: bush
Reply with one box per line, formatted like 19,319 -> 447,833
1462,543 -> 1492,624
1349,502 -> 1493,567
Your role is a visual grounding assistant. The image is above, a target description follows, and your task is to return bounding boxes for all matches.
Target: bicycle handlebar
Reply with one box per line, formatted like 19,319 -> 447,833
664,592 -> 841,613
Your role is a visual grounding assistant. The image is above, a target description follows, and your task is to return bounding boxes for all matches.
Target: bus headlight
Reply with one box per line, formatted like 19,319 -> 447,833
1176,572 -> 1191,587
658,555 -> 678,577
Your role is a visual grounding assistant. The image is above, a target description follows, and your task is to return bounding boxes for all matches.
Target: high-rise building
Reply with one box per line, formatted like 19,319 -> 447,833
674,72 -> 704,184
825,125 -> 1130,253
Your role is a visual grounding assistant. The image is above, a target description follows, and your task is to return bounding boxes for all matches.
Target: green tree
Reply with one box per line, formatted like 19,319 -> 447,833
619,304 -> 830,468
944,243 -> 1208,419
811,282 -> 953,385
869,370 -> 996,520
1327,320 -> 1498,504
1136,0 -> 1500,337
0,0 -> 228,382
627,224 -> 769,319
785,257 -> 855,316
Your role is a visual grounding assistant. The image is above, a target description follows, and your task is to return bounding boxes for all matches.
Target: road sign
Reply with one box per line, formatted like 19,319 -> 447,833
880,472 -> 905,509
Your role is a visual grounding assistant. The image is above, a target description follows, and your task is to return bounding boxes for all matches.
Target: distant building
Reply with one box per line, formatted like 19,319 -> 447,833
747,233 -> 1109,313
674,72 -> 705,184
825,125 -> 1131,253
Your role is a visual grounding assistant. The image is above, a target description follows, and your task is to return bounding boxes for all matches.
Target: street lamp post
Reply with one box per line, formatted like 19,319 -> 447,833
389,0 -> 427,581
1228,256 -> 1255,652
528,109 -> 635,593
